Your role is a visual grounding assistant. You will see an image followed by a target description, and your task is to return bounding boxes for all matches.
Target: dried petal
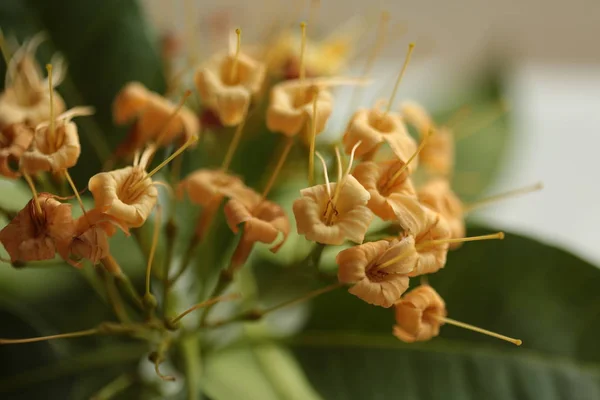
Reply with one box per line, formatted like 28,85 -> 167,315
418,178 -> 465,246
266,81 -> 333,137
293,175 -> 372,245
0,123 -> 34,178
20,120 -> 80,174
393,284 -> 447,343
337,237 -> 417,307
410,208 -> 451,277
195,52 -> 266,126
177,169 -> 251,207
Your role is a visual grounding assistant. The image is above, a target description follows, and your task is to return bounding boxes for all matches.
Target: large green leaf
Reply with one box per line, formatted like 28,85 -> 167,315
290,226 -> 600,399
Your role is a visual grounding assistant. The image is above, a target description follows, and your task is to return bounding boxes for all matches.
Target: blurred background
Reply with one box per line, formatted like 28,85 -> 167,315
145,0 -> 600,264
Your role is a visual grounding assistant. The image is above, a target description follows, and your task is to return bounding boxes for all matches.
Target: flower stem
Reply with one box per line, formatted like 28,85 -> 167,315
90,373 -> 135,400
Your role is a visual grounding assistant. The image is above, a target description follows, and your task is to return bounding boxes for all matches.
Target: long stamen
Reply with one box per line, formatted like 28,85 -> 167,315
145,135 -> 199,180
23,172 -> 42,216
145,206 -> 162,297
261,136 -> 295,199
373,246 -> 414,271
314,151 -> 331,198
299,22 -> 307,81
324,142 -> 360,223
229,28 -> 242,84
262,282 -> 343,315
170,293 -> 241,324
0,328 -> 99,345
153,90 -> 193,149
334,146 -> 343,184
433,316 -> 522,346
384,43 -> 415,115
463,183 -> 543,213
46,64 -> 56,152
64,170 -> 88,218
308,86 -> 319,185
416,232 -> 504,249
221,111 -> 248,171
384,129 -> 431,188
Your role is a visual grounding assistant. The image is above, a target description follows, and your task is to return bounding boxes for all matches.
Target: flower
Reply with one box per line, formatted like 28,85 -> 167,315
266,80 -> 333,137
113,82 -> 199,152
401,101 -> 454,176
88,166 -> 158,232
0,35 -> 66,130
342,106 -> 417,162
352,160 -> 424,232
0,193 -> 74,263
393,284 -> 447,343
417,178 -> 465,246
409,207 -> 451,277
177,169 -> 249,207
20,107 -> 92,174
293,175 -> 372,245
195,51 -> 266,126
337,237 -> 418,307
69,224 -> 112,266
0,123 -> 34,178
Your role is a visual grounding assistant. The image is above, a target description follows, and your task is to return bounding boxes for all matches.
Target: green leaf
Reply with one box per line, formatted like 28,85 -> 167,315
203,339 -> 322,400
291,226 -> 600,399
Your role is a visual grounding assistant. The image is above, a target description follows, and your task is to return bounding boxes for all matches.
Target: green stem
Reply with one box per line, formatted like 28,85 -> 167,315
98,267 -> 130,323
90,373 -> 135,400
114,273 -> 144,312
180,336 -> 202,400
162,217 -> 178,316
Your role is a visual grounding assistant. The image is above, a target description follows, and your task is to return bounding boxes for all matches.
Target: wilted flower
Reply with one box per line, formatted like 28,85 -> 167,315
294,174 -> 372,245
0,123 -> 34,178
409,207 -> 451,277
417,178 -> 465,245
195,50 -> 266,126
0,193 -> 74,263
393,284 -> 447,343
177,169 -> 249,207
266,80 -> 333,137
337,237 -> 418,307
0,34 -> 66,129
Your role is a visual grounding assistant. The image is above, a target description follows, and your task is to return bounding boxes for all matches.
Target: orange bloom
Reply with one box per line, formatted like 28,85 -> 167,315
352,160 -> 424,233
20,107 -> 91,174
293,175 -> 372,245
418,178 -> 465,245
177,169 -> 249,207
0,35 -> 66,129
266,80 -> 333,137
409,208 -> 451,277
0,193 -> 74,263
401,101 -> 454,176
342,107 -> 417,163
113,82 -> 199,152
393,284 -> 447,343
337,237 -> 417,308
0,123 -> 34,178
195,51 -> 266,126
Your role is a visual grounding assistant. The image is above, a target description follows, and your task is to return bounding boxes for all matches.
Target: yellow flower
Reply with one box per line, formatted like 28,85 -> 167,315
177,169 -> 250,207
409,207 -> 451,277
417,178 -> 465,247
337,237 -> 417,308
393,284 -> 447,343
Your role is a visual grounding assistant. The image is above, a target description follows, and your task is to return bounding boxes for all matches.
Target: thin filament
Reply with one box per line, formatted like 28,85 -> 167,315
435,316 -> 522,346
308,86 -> 319,186
221,111 -> 248,171
229,28 -> 242,84
416,232 -> 504,250
384,43 -> 415,115
299,22 -> 307,81
463,183 -> 543,213
64,170 -> 88,218
23,172 -> 42,216
171,293 -> 241,324
46,64 -> 56,152
145,206 -> 162,297
314,151 -> 331,198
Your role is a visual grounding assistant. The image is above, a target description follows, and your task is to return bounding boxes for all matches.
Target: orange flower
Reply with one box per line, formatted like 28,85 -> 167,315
113,82 -> 199,152
69,225 -> 112,267
352,160 -> 424,233
0,35 -> 66,129
342,106 -> 417,162
393,284 -> 447,343
401,101 -> 454,176
337,237 -> 417,307
0,123 -> 34,178
177,169 -> 249,207
88,166 -> 158,233
293,175 -> 372,245
417,178 -> 465,246
0,193 -> 74,263
409,208 -> 451,277
266,80 -> 333,137
20,107 -> 92,174
195,51 -> 266,126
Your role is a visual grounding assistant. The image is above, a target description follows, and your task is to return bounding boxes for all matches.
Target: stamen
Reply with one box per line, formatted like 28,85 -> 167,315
463,183 -> 543,213
22,172 -> 43,216
145,206 -> 162,297
314,151 -> 331,198
344,140 -> 362,177
324,142 -> 360,223
299,22 -> 307,81
64,170 -> 88,218
416,232 -> 505,250
229,28 -> 242,84
221,111 -> 248,171
46,64 -> 56,152
0,328 -> 99,344
133,150 -> 141,167
384,42 -> 415,115
262,282 -> 344,315
334,146 -> 343,184
0,29 -> 11,65
156,90 -> 192,146
145,135 -> 199,181
261,136 -> 295,199
455,100 -> 510,141
433,316 -> 522,346
384,129 -> 431,188
308,85 -> 319,185
170,293 -> 241,324
373,246 -> 414,271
